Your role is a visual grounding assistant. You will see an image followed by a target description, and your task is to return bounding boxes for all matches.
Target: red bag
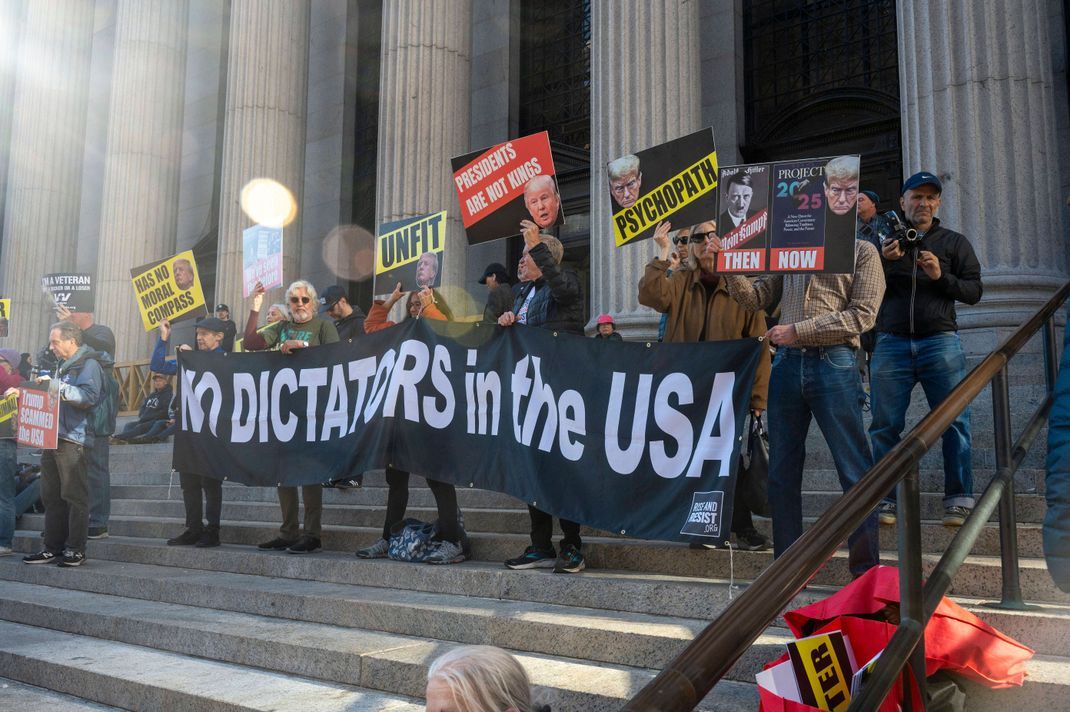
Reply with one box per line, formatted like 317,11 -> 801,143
783,565 -> 1033,688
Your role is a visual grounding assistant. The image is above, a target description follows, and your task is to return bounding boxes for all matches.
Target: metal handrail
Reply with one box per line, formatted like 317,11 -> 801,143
624,281 -> 1070,711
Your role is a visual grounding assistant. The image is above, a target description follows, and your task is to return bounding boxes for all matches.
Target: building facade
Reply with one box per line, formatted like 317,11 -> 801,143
0,0 -> 1068,360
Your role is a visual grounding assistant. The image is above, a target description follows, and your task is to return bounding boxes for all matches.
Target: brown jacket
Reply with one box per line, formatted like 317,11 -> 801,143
638,258 -> 770,411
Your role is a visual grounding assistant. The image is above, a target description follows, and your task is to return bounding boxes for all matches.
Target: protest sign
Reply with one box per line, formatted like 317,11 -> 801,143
41,273 -> 94,312
242,224 -> 284,296
129,250 -> 208,331
451,131 -> 563,244
173,319 -> 762,545
716,155 -> 861,274
17,381 -> 59,450
0,391 -> 17,439
374,211 -> 446,293
0,299 -> 9,338
786,631 -> 857,711
607,128 -> 719,248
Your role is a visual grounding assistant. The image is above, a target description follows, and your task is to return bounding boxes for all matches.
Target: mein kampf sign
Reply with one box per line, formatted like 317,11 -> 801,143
242,224 -> 284,297
716,155 -> 861,275
607,128 -> 719,248
129,250 -> 208,330
17,381 -> 59,450
173,320 -> 762,545
374,211 -> 446,293
451,131 -> 564,244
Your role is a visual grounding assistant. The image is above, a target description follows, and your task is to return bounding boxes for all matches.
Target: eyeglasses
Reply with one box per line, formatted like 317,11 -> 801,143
690,231 -> 716,242
289,296 -> 311,305
671,236 -> 690,245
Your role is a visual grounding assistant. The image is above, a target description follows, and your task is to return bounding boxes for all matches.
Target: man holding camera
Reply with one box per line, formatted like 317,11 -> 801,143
871,171 -> 983,527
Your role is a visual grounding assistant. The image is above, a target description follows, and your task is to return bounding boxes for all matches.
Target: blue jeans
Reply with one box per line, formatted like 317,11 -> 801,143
87,436 -> 110,529
15,478 -> 41,518
768,346 -> 880,577
0,439 -> 15,548
1045,310 -> 1070,592
870,332 -> 973,508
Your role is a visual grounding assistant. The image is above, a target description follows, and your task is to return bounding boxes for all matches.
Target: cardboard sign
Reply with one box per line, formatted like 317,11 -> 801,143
17,381 -> 59,450
0,391 -> 17,439
242,224 -> 284,297
41,273 -> 94,312
374,211 -> 446,293
607,128 -> 719,248
787,631 -> 857,711
716,155 -> 861,275
451,131 -> 564,244
0,299 -> 9,338
129,250 -> 208,331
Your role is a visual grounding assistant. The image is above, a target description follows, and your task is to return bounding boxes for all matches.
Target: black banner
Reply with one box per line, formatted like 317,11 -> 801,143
173,320 -> 761,544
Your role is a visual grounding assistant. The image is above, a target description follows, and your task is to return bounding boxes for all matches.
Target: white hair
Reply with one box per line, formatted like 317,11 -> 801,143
427,646 -> 534,712
285,280 -> 317,304
608,154 -> 640,180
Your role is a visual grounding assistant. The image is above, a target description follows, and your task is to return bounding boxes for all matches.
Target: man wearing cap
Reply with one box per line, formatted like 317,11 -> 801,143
479,263 -> 514,323
151,317 -> 228,548
214,304 -> 238,352
320,285 -> 366,341
871,171 -> 983,528
592,314 -> 622,341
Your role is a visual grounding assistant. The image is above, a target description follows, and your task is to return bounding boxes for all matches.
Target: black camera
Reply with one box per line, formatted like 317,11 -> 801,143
883,210 -> 921,252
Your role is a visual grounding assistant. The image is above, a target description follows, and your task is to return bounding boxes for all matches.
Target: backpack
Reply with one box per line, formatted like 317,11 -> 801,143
91,367 -> 120,437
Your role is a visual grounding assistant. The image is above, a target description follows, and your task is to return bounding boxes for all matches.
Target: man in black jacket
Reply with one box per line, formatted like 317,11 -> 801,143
870,171 -> 983,527
111,373 -> 172,443
498,221 -> 586,573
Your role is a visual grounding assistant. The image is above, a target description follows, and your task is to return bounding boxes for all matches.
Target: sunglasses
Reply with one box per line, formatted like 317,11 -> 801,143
289,296 -> 311,305
690,231 -> 716,242
671,236 -> 689,245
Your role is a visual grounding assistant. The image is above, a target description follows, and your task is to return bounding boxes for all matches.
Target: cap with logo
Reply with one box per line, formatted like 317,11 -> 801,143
215,303 -> 230,312
901,171 -> 942,195
319,284 -> 346,313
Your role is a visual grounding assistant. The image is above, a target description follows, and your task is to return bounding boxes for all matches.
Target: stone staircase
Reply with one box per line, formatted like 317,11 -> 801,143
2,422 -> 1069,710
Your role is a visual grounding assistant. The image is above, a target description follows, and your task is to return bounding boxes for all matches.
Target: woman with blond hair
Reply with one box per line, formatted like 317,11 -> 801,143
425,646 -> 548,712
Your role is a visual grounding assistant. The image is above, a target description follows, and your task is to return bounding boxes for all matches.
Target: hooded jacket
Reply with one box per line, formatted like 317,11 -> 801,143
55,344 -> 105,445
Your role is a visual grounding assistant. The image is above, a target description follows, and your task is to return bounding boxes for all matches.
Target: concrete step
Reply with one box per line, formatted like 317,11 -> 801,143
0,620 -> 424,711
0,677 -> 120,711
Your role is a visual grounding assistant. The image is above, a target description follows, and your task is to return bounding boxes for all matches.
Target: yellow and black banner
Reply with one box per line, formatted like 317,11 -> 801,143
129,250 -> 208,331
0,299 -> 9,338
787,631 -> 855,711
374,211 -> 446,293
0,391 -> 17,439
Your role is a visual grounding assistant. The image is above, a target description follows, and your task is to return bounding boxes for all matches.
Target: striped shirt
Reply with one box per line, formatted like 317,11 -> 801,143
724,240 -> 885,349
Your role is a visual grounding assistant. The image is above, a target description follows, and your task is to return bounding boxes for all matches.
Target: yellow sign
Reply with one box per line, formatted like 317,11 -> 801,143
612,151 -> 718,247
0,392 -> 17,424
129,250 -> 207,331
0,299 -> 10,338
788,632 -> 854,711
375,211 -> 447,275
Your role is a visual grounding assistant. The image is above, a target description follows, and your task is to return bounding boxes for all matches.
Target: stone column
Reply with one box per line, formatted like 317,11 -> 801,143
95,0 -> 189,360
376,0 -> 473,316
589,0 -> 702,339
0,0 -> 24,246
898,1 -> 1068,336
215,0 -> 310,319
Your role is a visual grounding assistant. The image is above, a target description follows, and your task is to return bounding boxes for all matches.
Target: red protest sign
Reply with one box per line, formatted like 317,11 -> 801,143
17,382 -> 59,450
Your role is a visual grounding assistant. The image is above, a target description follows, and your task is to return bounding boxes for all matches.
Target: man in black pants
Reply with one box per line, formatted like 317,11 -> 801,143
151,317 -> 228,548
498,221 -> 586,574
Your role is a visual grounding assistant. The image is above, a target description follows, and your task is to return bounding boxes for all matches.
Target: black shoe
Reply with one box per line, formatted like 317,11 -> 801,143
195,529 -> 220,548
167,529 -> 202,546
734,528 -> 772,552
57,550 -> 86,567
87,527 -> 108,540
504,546 -> 556,570
258,536 -> 297,550
22,550 -> 59,565
322,476 -> 363,489
553,545 -> 586,574
287,535 -> 322,554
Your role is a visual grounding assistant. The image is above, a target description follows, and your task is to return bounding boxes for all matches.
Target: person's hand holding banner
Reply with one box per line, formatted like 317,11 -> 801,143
498,310 -> 517,327
251,281 -> 266,312
520,219 -> 541,250
653,221 -> 673,261
159,319 -> 171,342
55,303 -> 72,321
4,387 -> 18,398
280,339 -> 307,355
384,282 -> 405,311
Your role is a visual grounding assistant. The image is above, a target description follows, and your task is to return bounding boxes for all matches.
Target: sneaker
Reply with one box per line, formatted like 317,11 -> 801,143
167,529 -> 202,546
878,502 -> 897,526
322,476 -> 363,489
23,550 -> 58,565
425,539 -> 466,565
258,536 -> 297,550
195,529 -> 220,548
689,541 -> 719,550
734,528 -> 772,552
0,546 -> 13,557
942,506 -> 971,527
553,545 -> 586,574
58,550 -> 86,567
504,545 -> 557,570
87,527 -> 108,539
287,535 -> 322,554
355,538 -> 389,559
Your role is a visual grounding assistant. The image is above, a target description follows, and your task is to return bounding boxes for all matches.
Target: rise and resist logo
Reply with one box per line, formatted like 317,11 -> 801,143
680,490 -> 724,539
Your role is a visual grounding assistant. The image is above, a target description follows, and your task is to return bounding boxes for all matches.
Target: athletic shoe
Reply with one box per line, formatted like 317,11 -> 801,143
553,545 -> 586,574
195,529 -> 220,548
322,476 -> 363,489
87,527 -> 109,539
689,541 -> 718,550
167,529 -> 202,546
942,506 -> 971,527
58,550 -> 86,567
355,538 -> 389,559
0,546 -> 14,557
287,535 -> 322,554
504,546 -> 556,570
23,550 -> 58,565
734,528 -> 772,552
425,539 -> 466,565
258,536 -> 297,550
878,502 -> 897,526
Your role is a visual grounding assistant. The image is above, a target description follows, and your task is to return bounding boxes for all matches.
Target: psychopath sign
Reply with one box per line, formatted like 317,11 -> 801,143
129,250 -> 208,330
607,128 -> 719,248
41,273 -> 94,312
451,131 -> 564,244
374,211 -> 446,293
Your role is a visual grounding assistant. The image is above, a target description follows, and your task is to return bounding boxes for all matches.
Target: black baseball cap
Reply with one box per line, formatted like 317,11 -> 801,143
195,316 -> 227,334
215,303 -> 230,312
901,171 -> 942,195
479,263 -> 509,285
860,190 -> 880,204
319,285 -> 346,313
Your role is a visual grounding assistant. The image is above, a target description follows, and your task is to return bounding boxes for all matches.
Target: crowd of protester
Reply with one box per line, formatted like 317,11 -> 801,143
6,167 -> 1070,604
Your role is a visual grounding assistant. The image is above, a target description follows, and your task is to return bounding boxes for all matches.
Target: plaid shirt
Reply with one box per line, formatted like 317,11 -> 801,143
724,240 -> 885,349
